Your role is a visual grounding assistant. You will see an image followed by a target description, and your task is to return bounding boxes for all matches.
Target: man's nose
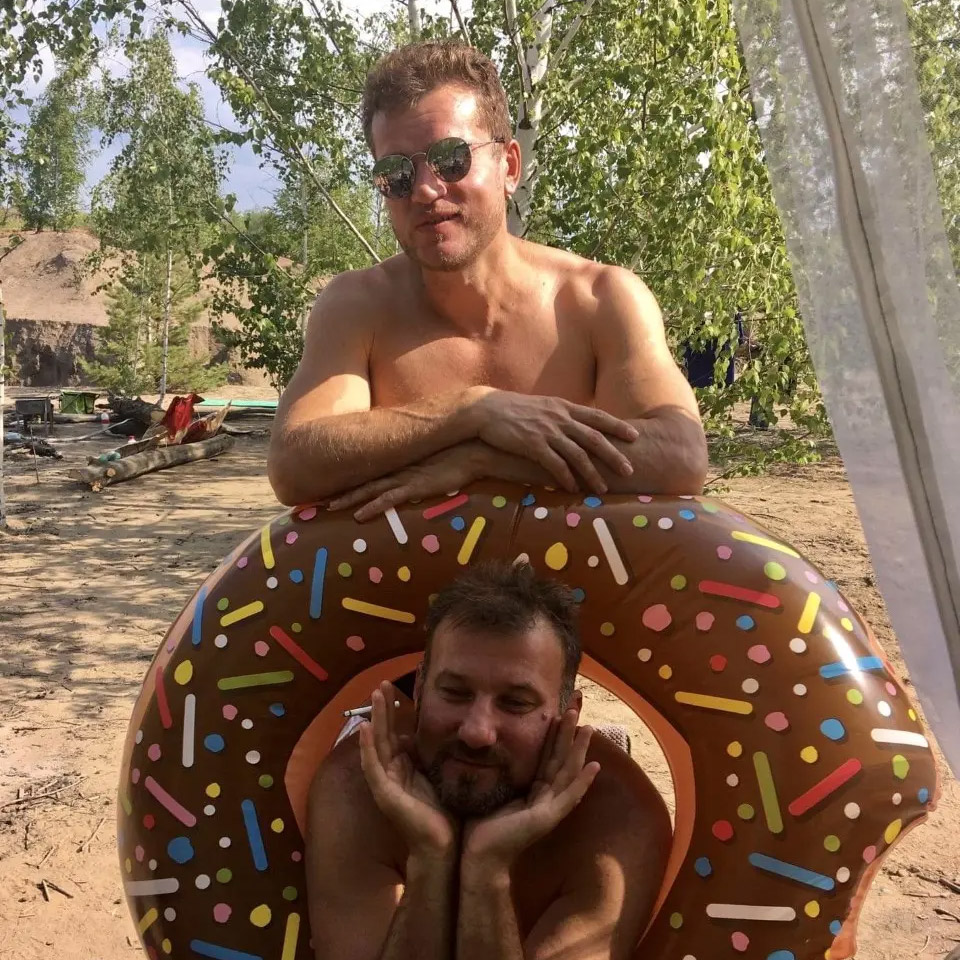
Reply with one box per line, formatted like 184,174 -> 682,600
457,699 -> 498,750
410,157 -> 448,204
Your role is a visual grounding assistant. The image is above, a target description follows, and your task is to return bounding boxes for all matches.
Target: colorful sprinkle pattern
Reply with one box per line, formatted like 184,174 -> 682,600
118,486 -> 938,960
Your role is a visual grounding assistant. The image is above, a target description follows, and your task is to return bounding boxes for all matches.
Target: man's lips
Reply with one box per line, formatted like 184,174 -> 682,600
416,213 -> 460,229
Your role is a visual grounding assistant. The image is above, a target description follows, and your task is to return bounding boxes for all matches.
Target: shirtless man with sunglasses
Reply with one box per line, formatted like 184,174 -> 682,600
268,41 -> 707,516
272,40 -> 702,960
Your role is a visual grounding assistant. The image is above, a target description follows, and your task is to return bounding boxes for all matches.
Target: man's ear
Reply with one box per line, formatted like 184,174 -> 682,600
503,138 -> 521,197
567,688 -> 584,717
413,659 -> 425,702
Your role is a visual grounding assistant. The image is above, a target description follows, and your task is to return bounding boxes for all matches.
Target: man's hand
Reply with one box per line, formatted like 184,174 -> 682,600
359,682 -> 459,859
470,388 -> 638,494
326,443 -> 486,521
461,710 -> 600,873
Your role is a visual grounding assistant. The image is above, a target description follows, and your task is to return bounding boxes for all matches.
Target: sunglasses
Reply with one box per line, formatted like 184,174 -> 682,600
372,137 -> 506,199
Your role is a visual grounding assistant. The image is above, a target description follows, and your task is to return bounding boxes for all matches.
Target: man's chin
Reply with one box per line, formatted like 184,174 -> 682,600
435,769 -> 519,819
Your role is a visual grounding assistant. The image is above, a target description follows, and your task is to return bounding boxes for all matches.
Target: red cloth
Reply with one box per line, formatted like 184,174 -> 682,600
159,394 -> 203,441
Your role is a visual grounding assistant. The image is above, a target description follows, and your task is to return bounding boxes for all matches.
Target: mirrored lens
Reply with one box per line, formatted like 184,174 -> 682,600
372,154 -> 415,198
428,138 -> 472,183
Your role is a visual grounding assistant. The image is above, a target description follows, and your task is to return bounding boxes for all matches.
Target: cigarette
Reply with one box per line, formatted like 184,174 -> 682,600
342,701 -> 401,718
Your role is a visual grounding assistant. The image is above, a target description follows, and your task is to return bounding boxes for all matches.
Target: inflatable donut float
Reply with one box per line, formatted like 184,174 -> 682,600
118,483 -> 939,960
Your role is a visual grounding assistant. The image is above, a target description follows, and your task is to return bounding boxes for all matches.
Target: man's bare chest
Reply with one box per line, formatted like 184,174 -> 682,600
368,311 -> 597,407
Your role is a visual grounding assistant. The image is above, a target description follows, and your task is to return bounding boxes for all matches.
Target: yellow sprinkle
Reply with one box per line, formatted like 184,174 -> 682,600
670,574 -> 687,590
798,591 -> 821,634
341,598 -> 416,624
220,600 -> 265,627
337,562 -> 352,577
669,912 -> 683,929
397,566 -> 411,582
658,664 -> 673,680
250,904 -> 272,927
674,692 -> 754,716
260,524 -> 275,570
753,750 -> 784,834
173,659 -> 193,685
544,542 -> 569,571
599,622 -> 615,637
281,912 -> 301,960
457,516 -> 487,565
206,782 -> 221,798
846,689 -> 863,705
908,708 -> 917,721
161,940 -> 172,955
121,791 -> 132,815
271,818 -> 285,833
492,495 -> 507,508
764,561 -> 787,580
727,741 -> 743,758
841,617 -> 853,631
824,835 -> 841,852
801,746 -> 819,763
805,900 -> 820,918
291,622 -> 302,633
731,530 -> 800,557
125,858 -> 133,874
138,907 -> 158,934
737,803 -> 755,820
884,819 -> 903,844
632,515 -> 648,527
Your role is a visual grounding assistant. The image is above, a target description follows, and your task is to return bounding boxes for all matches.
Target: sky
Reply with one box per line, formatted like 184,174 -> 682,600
13,0 -> 458,212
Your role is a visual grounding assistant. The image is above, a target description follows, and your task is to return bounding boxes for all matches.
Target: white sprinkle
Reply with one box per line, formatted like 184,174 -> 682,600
844,802 -> 861,819
163,907 -> 177,921
534,506 -> 549,519
789,637 -> 807,654
135,730 -> 144,744
793,683 -> 807,696
353,538 -> 367,553
877,700 -> 892,717
182,693 -> 196,769
385,507 -> 409,545
148,859 -> 158,871
658,517 -> 674,530
742,678 -> 760,694
870,728 -> 928,748
266,576 -> 278,589
195,874 -> 211,890
241,718 -> 254,730
706,904 -> 796,921
125,879 -> 180,897
593,517 -> 629,585
637,648 -> 652,662
892,793 -> 902,805
204,804 -> 216,816
219,836 -> 232,849
836,867 -> 850,883
513,553 -> 530,565
245,750 -> 261,764
214,634 -> 228,648
726,774 -> 739,787
587,555 -> 599,567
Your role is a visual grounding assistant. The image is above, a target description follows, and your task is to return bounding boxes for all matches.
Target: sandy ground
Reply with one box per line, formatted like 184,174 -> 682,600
1,410 -> 959,959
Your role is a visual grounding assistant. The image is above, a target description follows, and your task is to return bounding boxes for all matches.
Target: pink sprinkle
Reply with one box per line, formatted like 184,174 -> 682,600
712,820 -> 734,842
421,535 -> 440,554
213,903 -> 232,923
765,711 -> 790,732
710,654 -> 727,673
804,569 -> 819,584
346,636 -> 365,652
222,704 -> 238,721
863,845 -> 877,863
254,640 -> 270,657
717,545 -> 732,560
298,507 -> 317,521
641,604 -> 672,632
731,932 -> 750,952
637,495 -> 653,503
748,644 -> 772,664
143,814 -> 155,830
696,611 -> 715,632
285,531 -> 299,545
291,850 -> 302,862
368,567 -> 383,584
135,845 -> 144,862
236,556 -> 248,569
131,768 -> 141,784
148,743 -> 162,761
565,512 -> 581,528
885,682 -> 897,697
837,598 -> 849,612
166,639 -> 176,653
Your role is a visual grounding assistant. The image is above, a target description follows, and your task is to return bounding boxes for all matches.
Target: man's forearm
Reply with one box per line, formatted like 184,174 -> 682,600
457,859 -> 524,960
379,852 -> 457,960
474,409 -> 707,495
269,389 -> 482,505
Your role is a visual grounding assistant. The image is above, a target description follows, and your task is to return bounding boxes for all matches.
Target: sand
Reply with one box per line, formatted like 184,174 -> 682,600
1,417 -> 958,959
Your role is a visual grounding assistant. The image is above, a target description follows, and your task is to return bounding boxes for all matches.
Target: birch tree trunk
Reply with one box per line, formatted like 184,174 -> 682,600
0,281 -> 7,526
159,243 -> 173,402
407,0 -> 421,39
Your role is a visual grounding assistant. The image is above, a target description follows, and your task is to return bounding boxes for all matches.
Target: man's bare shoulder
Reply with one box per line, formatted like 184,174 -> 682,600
317,256 -> 412,313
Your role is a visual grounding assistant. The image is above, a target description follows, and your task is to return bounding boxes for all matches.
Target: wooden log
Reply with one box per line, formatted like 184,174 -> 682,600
66,434 -> 234,492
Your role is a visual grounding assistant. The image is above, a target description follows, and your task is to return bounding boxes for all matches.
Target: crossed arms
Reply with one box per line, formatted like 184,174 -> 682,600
267,266 -> 707,512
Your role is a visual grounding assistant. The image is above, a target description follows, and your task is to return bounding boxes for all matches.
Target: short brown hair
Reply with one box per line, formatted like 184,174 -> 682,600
423,561 -> 582,707
362,41 -> 513,153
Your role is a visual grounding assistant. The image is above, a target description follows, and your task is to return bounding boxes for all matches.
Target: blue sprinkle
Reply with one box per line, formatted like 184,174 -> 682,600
204,733 -> 225,753
189,940 -> 263,960
571,588 -> 586,603
679,509 -> 696,521
521,493 -> 536,506
451,516 -> 466,531
829,920 -> 842,935
768,952 -> 795,960
918,787 -> 930,803
269,703 -> 285,718
820,718 -> 846,741
167,836 -> 195,864
289,568 -> 304,584
827,580 -> 838,591
694,856 -> 712,877
191,586 -> 207,646
583,496 -> 603,508
736,615 -> 755,631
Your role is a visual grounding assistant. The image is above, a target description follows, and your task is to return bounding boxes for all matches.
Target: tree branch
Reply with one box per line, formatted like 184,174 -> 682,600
450,0 -> 472,45
504,0 -> 533,97
544,0 -> 598,77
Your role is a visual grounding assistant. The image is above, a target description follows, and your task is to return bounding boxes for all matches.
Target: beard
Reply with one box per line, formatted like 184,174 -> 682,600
397,203 -> 503,272
423,741 -> 523,818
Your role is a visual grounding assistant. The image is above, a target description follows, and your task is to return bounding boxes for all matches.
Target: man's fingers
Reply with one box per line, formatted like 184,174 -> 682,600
549,435 -> 608,494
565,421 -> 634,478
542,711 -> 578,784
530,444 -> 580,493
370,688 -> 394,767
328,477 -> 397,512
553,761 -> 601,817
568,403 -> 640,443
353,485 -> 412,522
555,725 -> 594,792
